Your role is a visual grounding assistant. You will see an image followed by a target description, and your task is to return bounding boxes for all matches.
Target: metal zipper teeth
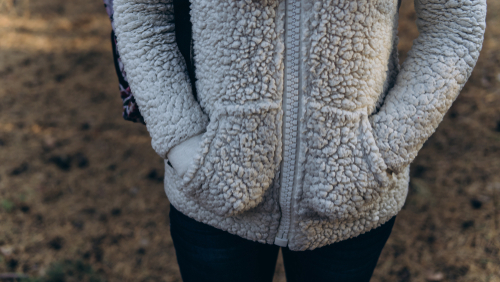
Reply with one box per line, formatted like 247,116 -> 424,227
274,0 -> 301,247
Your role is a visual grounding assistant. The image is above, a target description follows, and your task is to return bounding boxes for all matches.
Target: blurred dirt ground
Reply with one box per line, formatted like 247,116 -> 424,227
0,0 -> 499,281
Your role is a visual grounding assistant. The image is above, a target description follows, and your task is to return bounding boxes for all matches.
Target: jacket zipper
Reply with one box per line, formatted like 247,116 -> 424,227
274,0 -> 302,248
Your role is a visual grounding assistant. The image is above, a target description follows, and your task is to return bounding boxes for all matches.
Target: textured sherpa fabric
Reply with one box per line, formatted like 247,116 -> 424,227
113,0 -> 486,251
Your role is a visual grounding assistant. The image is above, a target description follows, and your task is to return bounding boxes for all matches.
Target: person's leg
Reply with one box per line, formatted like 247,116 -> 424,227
282,216 -> 396,282
169,204 -> 280,282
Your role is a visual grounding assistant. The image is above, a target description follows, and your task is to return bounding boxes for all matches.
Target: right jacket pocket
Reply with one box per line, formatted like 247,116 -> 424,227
178,103 -> 282,217
299,104 -> 393,221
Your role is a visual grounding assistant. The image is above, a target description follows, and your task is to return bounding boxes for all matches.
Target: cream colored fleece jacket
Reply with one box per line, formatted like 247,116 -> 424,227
113,0 -> 486,251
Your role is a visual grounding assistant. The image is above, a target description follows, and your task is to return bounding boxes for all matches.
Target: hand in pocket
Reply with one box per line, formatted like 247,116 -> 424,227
166,133 -> 204,178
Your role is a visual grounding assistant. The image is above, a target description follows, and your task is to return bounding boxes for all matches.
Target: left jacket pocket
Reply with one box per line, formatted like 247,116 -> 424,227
179,103 -> 282,217
299,105 -> 394,221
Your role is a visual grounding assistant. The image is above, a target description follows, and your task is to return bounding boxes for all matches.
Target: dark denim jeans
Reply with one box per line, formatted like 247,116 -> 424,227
169,204 -> 395,282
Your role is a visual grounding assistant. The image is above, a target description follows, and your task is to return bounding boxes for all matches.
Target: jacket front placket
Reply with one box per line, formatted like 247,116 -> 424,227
274,0 -> 303,247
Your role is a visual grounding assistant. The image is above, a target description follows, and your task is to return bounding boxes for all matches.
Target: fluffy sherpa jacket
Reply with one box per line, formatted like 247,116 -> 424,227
113,0 -> 486,251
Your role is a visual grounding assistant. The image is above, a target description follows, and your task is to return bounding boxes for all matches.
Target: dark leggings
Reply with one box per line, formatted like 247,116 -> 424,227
169,204 -> 395,282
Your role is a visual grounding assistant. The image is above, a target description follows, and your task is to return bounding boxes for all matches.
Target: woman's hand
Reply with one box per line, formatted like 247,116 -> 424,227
166,133 -> 203,178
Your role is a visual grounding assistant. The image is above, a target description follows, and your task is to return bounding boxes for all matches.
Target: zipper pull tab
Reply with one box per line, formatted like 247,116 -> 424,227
274,237 -> 288,247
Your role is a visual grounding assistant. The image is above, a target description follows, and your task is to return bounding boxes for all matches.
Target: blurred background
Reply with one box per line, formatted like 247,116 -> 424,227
0,0 -> 499,281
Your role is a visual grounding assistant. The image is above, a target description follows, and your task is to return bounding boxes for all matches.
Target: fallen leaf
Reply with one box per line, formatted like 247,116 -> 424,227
426,271 -> 444,281
0,246 -> 13,256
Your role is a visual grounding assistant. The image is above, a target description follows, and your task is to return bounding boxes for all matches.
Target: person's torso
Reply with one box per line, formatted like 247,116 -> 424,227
167,0 -> 408,251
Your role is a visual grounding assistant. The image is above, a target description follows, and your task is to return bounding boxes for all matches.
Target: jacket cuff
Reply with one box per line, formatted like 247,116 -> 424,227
148,104 -> 209,160
377,146 -> 410,175
369,115 -> 413,175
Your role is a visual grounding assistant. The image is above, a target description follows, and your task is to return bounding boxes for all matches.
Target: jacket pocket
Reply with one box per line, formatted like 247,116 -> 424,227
299,104 -> 393,221
179,103 -> 282,217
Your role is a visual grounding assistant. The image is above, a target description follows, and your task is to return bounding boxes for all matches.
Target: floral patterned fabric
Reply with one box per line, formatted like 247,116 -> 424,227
104,0 -> 145,124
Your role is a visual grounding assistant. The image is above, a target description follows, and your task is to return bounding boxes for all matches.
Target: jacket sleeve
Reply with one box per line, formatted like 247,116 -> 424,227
104,0 -> 145,124
369,0 -> 486,173
113,0 -> 209,158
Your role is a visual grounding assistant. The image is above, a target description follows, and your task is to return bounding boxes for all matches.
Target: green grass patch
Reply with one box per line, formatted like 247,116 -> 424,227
1,199 -> 14,212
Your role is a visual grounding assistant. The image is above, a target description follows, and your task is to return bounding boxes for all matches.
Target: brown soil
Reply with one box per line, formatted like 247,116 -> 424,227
0,0 -> 499,281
